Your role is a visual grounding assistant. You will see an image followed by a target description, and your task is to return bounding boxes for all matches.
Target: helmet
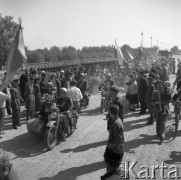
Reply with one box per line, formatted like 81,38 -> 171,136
60,88 -> 67,93
106,73 -> 111,77
41,71 -> 46,76
47,82 -> 53,87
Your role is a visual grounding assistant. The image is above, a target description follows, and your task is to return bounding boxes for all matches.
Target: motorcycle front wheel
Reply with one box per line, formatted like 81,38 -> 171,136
45,125 -> 58,150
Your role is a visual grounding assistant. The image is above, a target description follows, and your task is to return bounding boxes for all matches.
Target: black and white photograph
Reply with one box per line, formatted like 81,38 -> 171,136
0,0 -> 181,179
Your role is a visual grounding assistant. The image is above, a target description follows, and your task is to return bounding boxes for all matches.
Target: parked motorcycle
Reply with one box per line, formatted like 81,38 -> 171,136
27,94 -> 78,150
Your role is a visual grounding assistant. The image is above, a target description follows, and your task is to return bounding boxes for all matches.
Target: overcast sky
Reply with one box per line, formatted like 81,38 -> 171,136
0,0 -> 180,50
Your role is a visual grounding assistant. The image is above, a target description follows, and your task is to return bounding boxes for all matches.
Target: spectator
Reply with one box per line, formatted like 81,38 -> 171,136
68,80 -> 82,112
10,78 -> 22,129
137,70 -> 147,115
24,76 -> 35,120
102,104 -> 124,179
0,90 -> 11,135
145,74 -> 155,125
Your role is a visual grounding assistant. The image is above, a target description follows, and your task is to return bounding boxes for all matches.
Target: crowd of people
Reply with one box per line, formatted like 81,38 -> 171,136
101,61 -> 181,179
0,60 -> 180,179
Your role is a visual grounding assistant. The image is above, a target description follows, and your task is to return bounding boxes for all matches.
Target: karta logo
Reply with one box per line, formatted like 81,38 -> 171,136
120,161 -> 180,179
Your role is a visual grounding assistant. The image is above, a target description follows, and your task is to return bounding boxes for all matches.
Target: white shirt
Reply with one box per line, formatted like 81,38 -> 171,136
68,86 -> 83,102
0,91 -> 11,108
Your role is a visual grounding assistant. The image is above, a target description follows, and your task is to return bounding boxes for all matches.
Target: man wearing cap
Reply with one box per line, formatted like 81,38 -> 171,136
0,89 -> 11,135
145,74 -> 155,125
103,104 -> 124,177
10,79 -> 22,129
61,72 -> 73,89
57,88 -> 73,136
39,71 -> 47,96
137,70 -> 147,115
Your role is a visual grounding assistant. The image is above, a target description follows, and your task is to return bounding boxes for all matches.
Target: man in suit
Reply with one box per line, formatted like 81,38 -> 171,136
145,74 -> 155,125
10,79 -> 22,129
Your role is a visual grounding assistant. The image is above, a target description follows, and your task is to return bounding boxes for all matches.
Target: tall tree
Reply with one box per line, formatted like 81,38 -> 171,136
170,46 -> 180,55
0,14 -> 19,69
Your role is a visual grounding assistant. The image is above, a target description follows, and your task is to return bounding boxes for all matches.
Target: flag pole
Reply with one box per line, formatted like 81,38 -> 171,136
18,17 -> 30,88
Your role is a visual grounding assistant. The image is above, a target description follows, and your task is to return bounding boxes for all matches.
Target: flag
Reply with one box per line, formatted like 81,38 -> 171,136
3,25 -> 27,85
115,40 -> 128,65
127,51 -> 134,60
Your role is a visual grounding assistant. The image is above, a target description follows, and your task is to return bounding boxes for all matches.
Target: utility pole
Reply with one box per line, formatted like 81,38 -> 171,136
160,41 -> 162,50
141,31 -> 143,50
151,35 -> 152,48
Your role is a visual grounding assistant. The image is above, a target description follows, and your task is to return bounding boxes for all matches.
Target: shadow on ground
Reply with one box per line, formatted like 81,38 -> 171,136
38,161 -> 105,180
61,140 -> 107,153
164,151 -> 181,164
3,109 -> 27,130
0,132 -> 48,158
79,107 -> 101,116
125,134 -> 161,153
124,115 -> 147,132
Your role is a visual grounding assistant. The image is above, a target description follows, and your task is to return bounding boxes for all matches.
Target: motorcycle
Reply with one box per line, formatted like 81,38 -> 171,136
27,107 -> 78,150
27,94 -> 78,150
27,105 -> 61,150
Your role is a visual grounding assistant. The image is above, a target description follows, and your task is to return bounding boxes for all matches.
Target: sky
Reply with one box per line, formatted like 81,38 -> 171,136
0,0 -> 181,50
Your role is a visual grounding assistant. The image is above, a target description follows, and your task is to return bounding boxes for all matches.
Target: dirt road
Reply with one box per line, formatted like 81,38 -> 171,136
0,75 -> 181,180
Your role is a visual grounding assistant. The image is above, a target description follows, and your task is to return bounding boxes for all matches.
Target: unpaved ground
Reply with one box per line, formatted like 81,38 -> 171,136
0,75 -> 181,180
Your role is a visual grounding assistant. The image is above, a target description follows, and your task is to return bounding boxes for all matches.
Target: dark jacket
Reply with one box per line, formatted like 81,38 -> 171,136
10,87 -> 21,108
113,97 -> 123,122
77,79 -> 88,92
39,80 -> 47,96
145,83 -> 155,104
57,97 -> 72,112
55,78 -> 61,96
138,77 -> 147,102
108,117 -> 124,154
34,83 -> 41,99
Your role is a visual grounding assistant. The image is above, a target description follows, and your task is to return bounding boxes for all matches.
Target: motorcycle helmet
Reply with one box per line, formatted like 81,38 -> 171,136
60,87 -> 67,94
47,82 -> 53,87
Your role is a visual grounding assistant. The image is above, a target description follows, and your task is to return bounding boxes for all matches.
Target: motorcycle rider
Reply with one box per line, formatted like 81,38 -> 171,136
57,88 -> 73,138
77,73 -> 89,107
99,73 -> 115,91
